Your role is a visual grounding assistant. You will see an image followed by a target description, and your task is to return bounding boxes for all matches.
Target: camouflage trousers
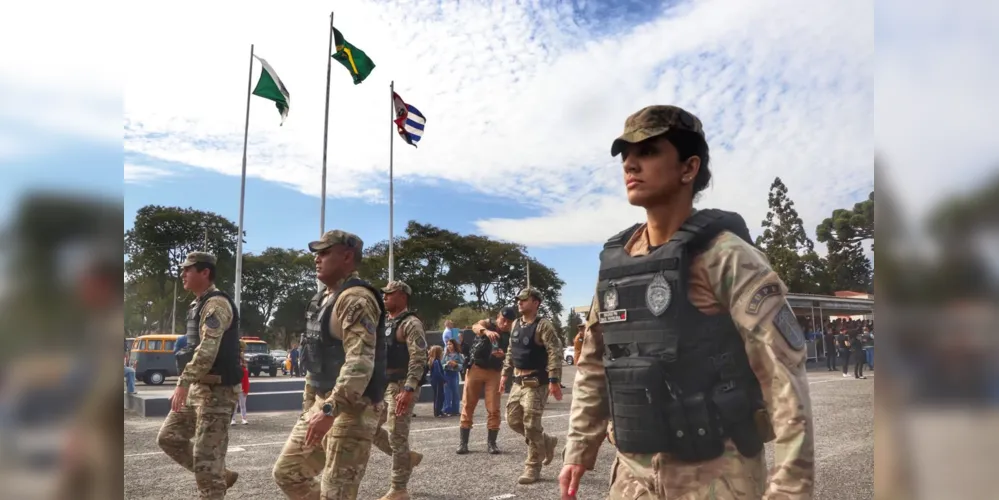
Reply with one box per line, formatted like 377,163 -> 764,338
156,384 -> 238,500
505,381 -> 551,469
372,382 -> 421,490
608,443 -> 767,499
272,392 -> 381,500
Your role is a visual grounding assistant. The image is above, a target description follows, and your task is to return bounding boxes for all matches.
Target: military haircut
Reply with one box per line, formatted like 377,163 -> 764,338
193,262 -> 217,281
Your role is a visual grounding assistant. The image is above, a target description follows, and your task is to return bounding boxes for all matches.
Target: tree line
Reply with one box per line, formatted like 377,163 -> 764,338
124,207 -> 567,347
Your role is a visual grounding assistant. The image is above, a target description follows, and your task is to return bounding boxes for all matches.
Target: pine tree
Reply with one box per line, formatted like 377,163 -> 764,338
756,177 -> 825,293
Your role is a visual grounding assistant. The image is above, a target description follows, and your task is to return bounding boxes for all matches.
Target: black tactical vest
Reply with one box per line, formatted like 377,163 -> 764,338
176,289 -> 241,385
470,320 -> 510,371
509,317 -> 547,372
299,278 -> 388,403
386,311 -> 417,373
597,209 -> 768,463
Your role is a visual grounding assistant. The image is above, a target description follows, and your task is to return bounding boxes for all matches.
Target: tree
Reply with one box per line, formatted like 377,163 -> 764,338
564,309 -> 583,345
124,206 -> 240,332
823,239 -> 873,293
439,306 -> 490,330
240,248 -> 315,335
755,178 -> 826,293
816,191 -> 874,251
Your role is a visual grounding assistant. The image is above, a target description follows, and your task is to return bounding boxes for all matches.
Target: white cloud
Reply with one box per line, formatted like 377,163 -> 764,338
123,0 -> 874,246
124,164 -> 176,185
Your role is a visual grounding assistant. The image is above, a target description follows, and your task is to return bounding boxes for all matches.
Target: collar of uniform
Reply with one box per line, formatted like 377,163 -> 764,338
632,207 -> 701,254
388,308 -> 410,320
195,284 -> 219,301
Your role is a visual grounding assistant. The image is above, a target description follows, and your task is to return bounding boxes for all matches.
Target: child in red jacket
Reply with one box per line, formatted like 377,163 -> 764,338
231,359 -> 250,425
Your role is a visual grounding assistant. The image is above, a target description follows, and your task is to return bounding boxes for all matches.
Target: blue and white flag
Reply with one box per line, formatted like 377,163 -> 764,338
392,92 -> 426,147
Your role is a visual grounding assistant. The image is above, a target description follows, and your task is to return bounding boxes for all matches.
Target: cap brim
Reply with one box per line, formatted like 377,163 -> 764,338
610,127 -> 671,156
308,240 -> 333,252
180,261 -> 195,268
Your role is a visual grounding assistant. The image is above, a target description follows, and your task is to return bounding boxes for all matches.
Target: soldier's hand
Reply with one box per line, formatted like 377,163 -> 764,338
559,464 -> 586,499
170,385 -> 189,413
304,411 -> 335,447
549,382 -> 563,401
486,330 -> 500,343
499,376 -> 507,394
395,389 -> 415,417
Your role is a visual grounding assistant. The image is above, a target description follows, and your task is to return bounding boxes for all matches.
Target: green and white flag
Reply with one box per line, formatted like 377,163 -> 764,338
251,55 -> 291,125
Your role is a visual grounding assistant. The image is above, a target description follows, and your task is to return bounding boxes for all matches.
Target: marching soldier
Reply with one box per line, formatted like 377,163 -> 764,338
458,306 -> 518,455
272,230 -> 388,500
499,287 -> 563,485
558,105 -> 815,499
371,280 -> 428,500
156,252 -> 241,499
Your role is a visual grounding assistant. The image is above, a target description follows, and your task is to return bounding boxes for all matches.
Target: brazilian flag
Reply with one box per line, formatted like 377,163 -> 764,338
333,28 -> 375,85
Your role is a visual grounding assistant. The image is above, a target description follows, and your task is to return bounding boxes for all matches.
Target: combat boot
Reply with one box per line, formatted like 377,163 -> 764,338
543,434 -> 558,465
410,451 -> 423,467
517,466 -> 541,484
487,429 -> 500,454
377,489 -> 411,500
225,470 -> 239,489
456,428 -> 470,455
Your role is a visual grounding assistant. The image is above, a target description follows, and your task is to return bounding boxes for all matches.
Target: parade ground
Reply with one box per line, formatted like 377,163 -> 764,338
124,366 -> 874,499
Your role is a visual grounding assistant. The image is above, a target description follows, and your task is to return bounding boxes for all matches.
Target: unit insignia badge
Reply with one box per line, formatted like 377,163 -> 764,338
603,287 -> 619,310
645,272 -> 672,316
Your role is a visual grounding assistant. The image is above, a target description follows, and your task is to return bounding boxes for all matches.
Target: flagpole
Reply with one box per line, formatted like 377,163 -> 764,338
320,11 -> 334,238
319,11 -> 334,292
234,43 -> 254,313
388,80 -> 395,282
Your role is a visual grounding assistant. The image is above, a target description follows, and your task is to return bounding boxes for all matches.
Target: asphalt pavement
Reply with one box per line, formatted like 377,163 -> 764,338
124,365 -> 874,499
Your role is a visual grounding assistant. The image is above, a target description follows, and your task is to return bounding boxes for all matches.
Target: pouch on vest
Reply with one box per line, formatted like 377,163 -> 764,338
300,336 -> 323,374
605,357 -> 671,454
666,391 -> 725,462
712,381 -> 764,457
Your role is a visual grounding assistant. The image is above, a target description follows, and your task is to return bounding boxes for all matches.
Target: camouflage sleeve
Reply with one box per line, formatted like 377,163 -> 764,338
502,319 -> 517,378
327,288 -> 380,409
696,232 -> 815,499
471,319 -> 489,336
538,318 -> 563,380
403,316 -> 429,390
564,293 -> 609,469
178,296 -> 233,388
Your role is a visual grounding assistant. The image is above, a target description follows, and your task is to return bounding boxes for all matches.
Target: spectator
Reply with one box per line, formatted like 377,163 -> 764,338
443,339 -> 464,416
290,341 -> 300,377
863,325 -> 874,370
442,319 -> 459,346
232,358 -> 250,425
428,346 -> 446,417
124,354 -> 136,394
824,329 -> 838,371
173,334 -> 187,354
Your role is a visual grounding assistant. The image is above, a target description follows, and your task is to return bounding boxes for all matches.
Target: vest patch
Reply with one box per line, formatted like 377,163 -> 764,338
205,313 -> 220,329
597,309 -> 627,324
773,303 -> 804,351
746,283 -> 781,315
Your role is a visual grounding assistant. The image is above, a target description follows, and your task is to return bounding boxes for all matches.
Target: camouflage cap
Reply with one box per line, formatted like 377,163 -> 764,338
382,280 -> 412,296
180,251 -> 217,268
308,229 -> 364,254
516,287 -> 543,301
610,105 -> 704,157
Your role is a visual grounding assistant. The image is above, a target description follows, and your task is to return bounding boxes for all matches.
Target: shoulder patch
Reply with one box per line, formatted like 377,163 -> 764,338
360,317 -> 377,335
746,283 -> 782,315
773,304 -> 805,351
342,300 -> 364,325
415,335 -> 428,350
204,313 -> 221,330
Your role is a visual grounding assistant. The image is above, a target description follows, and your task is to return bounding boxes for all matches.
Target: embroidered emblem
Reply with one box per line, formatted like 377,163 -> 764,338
645,272 -> 672,316
773,304 -> 805,351
204,313 -> 221,330
746,283 -> 781,315
597,310 -> 627,324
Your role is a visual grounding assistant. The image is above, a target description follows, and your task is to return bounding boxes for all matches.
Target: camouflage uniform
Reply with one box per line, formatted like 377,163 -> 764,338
372,280 -> 428,500
564,106 -> 815,499
156,252 -> 239,500
503,287 -> 563,484
272,231 -> 383,500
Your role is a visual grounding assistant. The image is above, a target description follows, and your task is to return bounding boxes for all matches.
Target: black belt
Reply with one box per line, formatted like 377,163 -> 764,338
386,369 -> 406,382
512,371 -> 546,383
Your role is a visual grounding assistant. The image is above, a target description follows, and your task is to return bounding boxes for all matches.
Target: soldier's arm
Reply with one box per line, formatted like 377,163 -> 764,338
327,290 -> 378,410
178,296 -> 233,388
471,319 -> 490,336
564,293 -> 610,470
698,232 -> 815,499
404,317 -> 429,390
502,321 -> 516,377
538,319 -> 563,381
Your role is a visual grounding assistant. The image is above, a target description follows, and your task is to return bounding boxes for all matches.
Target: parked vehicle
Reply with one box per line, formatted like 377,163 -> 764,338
128,334 -> 182,385
563,346 -> 575,365
241,336 -> 278,377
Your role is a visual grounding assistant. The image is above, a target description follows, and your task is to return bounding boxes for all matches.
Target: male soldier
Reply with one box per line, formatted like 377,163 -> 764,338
559,105 -> 814,499
272,230 -> 387,500
499,287 -> 563,484
156,252 -> 241,499
371,280 -> 428,500
457,306 -> 518,455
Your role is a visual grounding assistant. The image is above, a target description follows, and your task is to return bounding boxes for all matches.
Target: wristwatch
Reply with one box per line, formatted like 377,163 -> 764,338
548,377 -> 560,384
321,402 -> 335,417
403,386 -> 415,393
